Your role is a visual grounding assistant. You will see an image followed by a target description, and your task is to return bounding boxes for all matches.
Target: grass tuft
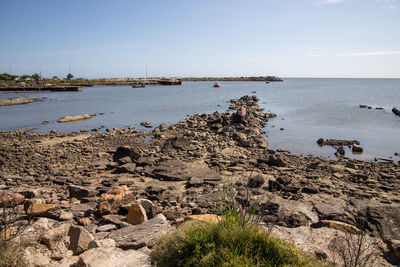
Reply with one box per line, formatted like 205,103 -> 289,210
150,217 -> 321,267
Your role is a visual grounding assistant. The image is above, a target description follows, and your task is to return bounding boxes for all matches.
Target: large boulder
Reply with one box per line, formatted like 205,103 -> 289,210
106,214 -> 174,250
78,247 -> 149,267
147,159 -> 220,182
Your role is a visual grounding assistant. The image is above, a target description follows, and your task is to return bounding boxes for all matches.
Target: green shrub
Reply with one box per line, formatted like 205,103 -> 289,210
150,218 -> 322,267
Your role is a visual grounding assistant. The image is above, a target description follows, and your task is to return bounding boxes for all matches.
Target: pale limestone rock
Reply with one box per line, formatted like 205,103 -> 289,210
41,223 -> 70,250
78,247 -> 149,267
68,225 -> 94,255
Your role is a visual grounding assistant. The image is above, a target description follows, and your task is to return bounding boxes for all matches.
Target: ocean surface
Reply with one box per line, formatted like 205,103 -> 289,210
1,78 -> 399,161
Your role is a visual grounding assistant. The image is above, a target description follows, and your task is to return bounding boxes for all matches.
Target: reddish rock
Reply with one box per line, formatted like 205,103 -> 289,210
127,204 -> 147,225
97,186 -> 132,215
0,192 -> 25,208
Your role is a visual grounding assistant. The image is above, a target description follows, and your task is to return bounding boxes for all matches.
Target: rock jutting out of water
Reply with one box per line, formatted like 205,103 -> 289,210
0,97 -> 39,106
57,114 -> 92,123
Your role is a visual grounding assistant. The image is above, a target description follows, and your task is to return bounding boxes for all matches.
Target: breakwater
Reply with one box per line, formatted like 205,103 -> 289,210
0,86 -> 82,93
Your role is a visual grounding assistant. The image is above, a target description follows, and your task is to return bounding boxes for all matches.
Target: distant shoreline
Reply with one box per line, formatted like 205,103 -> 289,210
0,76 -> 283,89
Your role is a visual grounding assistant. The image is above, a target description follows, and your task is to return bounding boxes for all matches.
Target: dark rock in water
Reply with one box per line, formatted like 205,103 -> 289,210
140,122 -> 152,128
247,175 -> 265,188
392,107 -> 400,116
336,147 -> 346,156
317,138 -> 324,145
352,144 -> 363,153
359,105 -> 367,108
113,146 -> 142,162
323,139 -> 360,147
147,159 -> 220,182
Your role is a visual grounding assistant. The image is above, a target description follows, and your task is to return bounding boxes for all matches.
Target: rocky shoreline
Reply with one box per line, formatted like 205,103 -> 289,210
1,95 -> 399,266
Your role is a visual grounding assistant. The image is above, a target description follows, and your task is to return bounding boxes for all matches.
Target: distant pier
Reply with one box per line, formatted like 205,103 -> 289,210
0,86 -> 83,93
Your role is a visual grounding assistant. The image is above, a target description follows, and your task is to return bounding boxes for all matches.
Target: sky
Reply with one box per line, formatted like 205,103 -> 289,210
0,0 -> 399,78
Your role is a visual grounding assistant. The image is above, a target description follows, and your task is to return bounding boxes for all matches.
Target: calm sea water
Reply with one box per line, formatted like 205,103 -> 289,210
1,79 -> 399,160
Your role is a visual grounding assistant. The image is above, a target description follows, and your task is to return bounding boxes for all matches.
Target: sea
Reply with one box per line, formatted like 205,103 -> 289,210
1,78 -> 399,161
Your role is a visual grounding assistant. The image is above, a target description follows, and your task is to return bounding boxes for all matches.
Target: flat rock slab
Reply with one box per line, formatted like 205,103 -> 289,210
147,159 -> 221,181
359,204 -> 400,242
57,114 -> 92,123
272,225 -> 390,266
78,247 -> 150,267
106,215 -> 174,250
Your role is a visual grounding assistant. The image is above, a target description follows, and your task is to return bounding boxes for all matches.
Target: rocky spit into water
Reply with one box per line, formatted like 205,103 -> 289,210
0,95 -> 399,266
0,97 -> 39,106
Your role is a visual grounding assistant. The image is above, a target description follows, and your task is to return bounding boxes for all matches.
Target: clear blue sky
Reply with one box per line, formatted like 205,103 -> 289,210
1,0 -> 399,78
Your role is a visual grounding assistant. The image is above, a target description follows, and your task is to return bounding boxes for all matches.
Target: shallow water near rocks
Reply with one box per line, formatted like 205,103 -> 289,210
0,78 -> 399,161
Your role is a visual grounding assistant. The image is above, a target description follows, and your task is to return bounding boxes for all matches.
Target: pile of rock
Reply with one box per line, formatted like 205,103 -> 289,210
1,95 -> 399,265
317,138 -> 364,156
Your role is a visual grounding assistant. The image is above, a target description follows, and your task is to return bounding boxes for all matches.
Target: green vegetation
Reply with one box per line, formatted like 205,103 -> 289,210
151,218 -> 321,267
31,73 -> 41,84
0,73 -> 18,81
151,185 -> 322,267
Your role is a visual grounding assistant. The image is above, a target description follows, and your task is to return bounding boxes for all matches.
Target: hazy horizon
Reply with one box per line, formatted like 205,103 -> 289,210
1,0 -> 399,79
